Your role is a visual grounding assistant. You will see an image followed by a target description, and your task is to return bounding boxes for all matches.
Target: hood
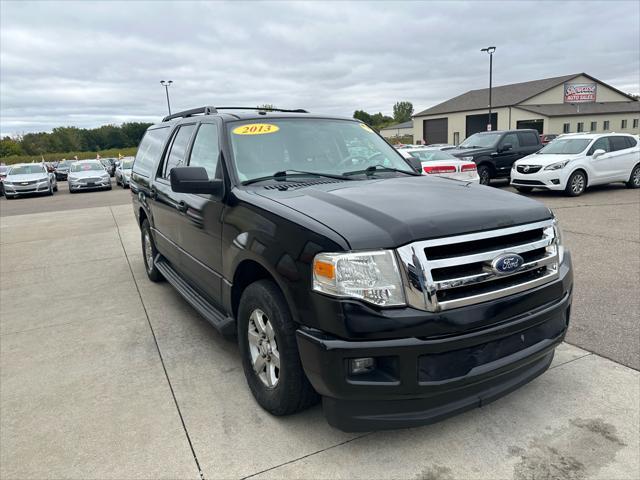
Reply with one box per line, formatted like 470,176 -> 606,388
515,152 -> 579,166
446,146 -> 495,158
6,173 -> 49,182
255,176 -> 551,250
68,169 -> 108,178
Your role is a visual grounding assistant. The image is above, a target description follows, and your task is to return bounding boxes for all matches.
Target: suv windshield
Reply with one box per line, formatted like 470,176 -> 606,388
458,132 -> 502,149
538,138 -> 591,154
8,165 -> 46,175
227,119 -> 413,182
70,162 -> 104,172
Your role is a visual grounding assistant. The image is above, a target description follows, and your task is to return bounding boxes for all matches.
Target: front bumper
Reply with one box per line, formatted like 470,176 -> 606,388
297,253 -> 572,431
69,179 -> 111,191
511,168 -> 569,190
3,182 -> 50,195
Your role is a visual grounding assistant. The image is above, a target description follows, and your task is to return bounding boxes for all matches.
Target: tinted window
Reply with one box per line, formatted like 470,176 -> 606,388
587,137 -> 610,155
408,150 -> 457,161
518,131 -> 539,147
501,132 -> 520,149
610,136 -> 631,152
626,136 -> 638,148
162,124 -> 196,179
188,123 -> 220,179
133,127 -> 170,177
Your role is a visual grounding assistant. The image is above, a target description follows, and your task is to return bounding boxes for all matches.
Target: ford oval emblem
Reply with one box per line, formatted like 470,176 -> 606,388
492,253 -> 524,275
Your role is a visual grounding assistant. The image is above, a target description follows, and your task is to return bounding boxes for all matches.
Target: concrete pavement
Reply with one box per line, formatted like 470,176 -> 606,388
1,186 -> 639,479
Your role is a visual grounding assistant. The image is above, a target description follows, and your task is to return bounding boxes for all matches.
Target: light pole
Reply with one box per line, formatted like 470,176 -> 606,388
160,80 -> 173,115
480,46 -> 496,131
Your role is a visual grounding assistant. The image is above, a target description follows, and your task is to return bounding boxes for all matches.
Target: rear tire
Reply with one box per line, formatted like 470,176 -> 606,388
626,164 -> 640,189
238,280 -> 318,416
141,219 -> 163,282
565,170 -> 587,196
515,186 -> 533,194
477,165 -> 491,186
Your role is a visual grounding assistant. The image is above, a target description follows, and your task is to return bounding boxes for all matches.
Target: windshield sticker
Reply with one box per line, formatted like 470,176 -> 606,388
233,124 -> 280,135
359,123 -> 374,133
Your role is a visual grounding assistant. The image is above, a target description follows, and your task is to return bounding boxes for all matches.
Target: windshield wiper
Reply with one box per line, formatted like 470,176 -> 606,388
242,169 -> 352,185
343,164 -> 421,177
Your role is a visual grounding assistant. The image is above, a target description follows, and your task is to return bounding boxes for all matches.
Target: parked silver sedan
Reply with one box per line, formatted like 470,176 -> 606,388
67,160 -> 112,193
3,163 -> 57,199
114,157 -> 134,188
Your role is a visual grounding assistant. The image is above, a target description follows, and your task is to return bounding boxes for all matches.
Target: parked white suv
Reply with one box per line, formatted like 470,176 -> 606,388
511,133 -> 640,196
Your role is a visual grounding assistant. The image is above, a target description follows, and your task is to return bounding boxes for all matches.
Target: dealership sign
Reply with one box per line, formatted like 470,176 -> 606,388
564,83 -> 597,103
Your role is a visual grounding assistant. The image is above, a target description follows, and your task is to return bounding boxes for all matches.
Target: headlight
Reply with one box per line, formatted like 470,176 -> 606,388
544,160 -> 570,171
553,218 -> 565,264
461,156 -> 473,162
313,250 -> 405,306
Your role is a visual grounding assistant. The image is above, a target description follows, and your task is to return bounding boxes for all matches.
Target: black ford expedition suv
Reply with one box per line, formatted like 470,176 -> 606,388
447,129 -> 543,185
131,106 -> 572,432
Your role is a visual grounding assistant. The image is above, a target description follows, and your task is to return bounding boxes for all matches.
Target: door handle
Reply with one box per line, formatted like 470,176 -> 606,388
177,201 -> 188,213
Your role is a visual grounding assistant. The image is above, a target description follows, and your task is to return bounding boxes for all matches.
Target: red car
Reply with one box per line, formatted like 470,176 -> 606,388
539,134 -> 558,145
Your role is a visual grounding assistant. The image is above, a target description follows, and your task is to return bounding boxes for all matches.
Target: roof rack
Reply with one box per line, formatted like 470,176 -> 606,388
162,106 -> 308,122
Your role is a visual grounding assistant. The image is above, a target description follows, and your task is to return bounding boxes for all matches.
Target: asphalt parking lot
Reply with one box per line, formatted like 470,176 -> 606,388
1,180 -> 639,479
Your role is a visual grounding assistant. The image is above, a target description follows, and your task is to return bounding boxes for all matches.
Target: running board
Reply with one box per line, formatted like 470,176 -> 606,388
155,256 -> 236,337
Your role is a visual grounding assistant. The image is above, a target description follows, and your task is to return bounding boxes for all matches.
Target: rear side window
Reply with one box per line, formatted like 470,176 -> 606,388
133,127 -> 170,177
188,123 -> 220,179
161,124 -> 197,179
517,131 -> 539,147
610,136 -> 631,152
626,136 -> 638,148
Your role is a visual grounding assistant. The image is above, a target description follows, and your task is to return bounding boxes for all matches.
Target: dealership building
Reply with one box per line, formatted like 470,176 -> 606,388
413,73 -> 640,145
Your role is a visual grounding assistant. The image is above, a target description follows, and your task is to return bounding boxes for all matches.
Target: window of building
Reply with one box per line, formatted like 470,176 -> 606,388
603,120 -> 610,130
633,119 -> 639,129
577,122 -> 584,132
563,123 -> 570,134
161,124 -> 197,179
188,123 -> 220,180
590,121 -> 597,132
621,119 -> 628,129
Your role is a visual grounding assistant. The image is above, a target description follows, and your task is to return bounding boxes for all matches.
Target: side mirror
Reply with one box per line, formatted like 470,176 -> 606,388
170,167 -> 223,196
404,156 -> 423,173
500,143 -> 513,152
592,149 -> 606,159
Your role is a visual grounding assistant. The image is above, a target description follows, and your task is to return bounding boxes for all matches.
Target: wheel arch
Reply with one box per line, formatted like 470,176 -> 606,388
568,167 -> 589,186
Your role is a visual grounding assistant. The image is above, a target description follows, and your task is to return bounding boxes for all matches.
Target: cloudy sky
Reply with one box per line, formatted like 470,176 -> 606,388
1,0 -> 638,136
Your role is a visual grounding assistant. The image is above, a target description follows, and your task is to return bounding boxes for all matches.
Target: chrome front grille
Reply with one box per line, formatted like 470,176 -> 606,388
516,165 -> 542,174
396,219 -> 559,312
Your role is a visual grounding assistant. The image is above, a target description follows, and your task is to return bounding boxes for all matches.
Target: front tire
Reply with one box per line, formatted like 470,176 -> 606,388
141,219 -> 163,282
238,280 -> 318,416
626,164 -> 640,189
477,165 -> 491,186
565,170 -> 587,196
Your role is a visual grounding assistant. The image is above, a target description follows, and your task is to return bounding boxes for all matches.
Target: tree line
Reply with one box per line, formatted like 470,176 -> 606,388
353,101 -> 413,130
0,122 -> 152,158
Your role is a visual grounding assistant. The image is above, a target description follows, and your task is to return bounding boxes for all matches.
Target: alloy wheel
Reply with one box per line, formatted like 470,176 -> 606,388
247,308 -> 280,388
143,231 -> 154,274
571,174 -> 585,194
633,167 -> 640,187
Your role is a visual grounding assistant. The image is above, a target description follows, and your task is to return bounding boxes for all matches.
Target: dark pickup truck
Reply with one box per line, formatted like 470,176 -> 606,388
447,129 -> 543,185
131,107 -> 572,432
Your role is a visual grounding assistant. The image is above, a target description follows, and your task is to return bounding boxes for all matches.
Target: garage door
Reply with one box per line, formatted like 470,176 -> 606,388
423,118 -> 448,145
466,113 -> 497,137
